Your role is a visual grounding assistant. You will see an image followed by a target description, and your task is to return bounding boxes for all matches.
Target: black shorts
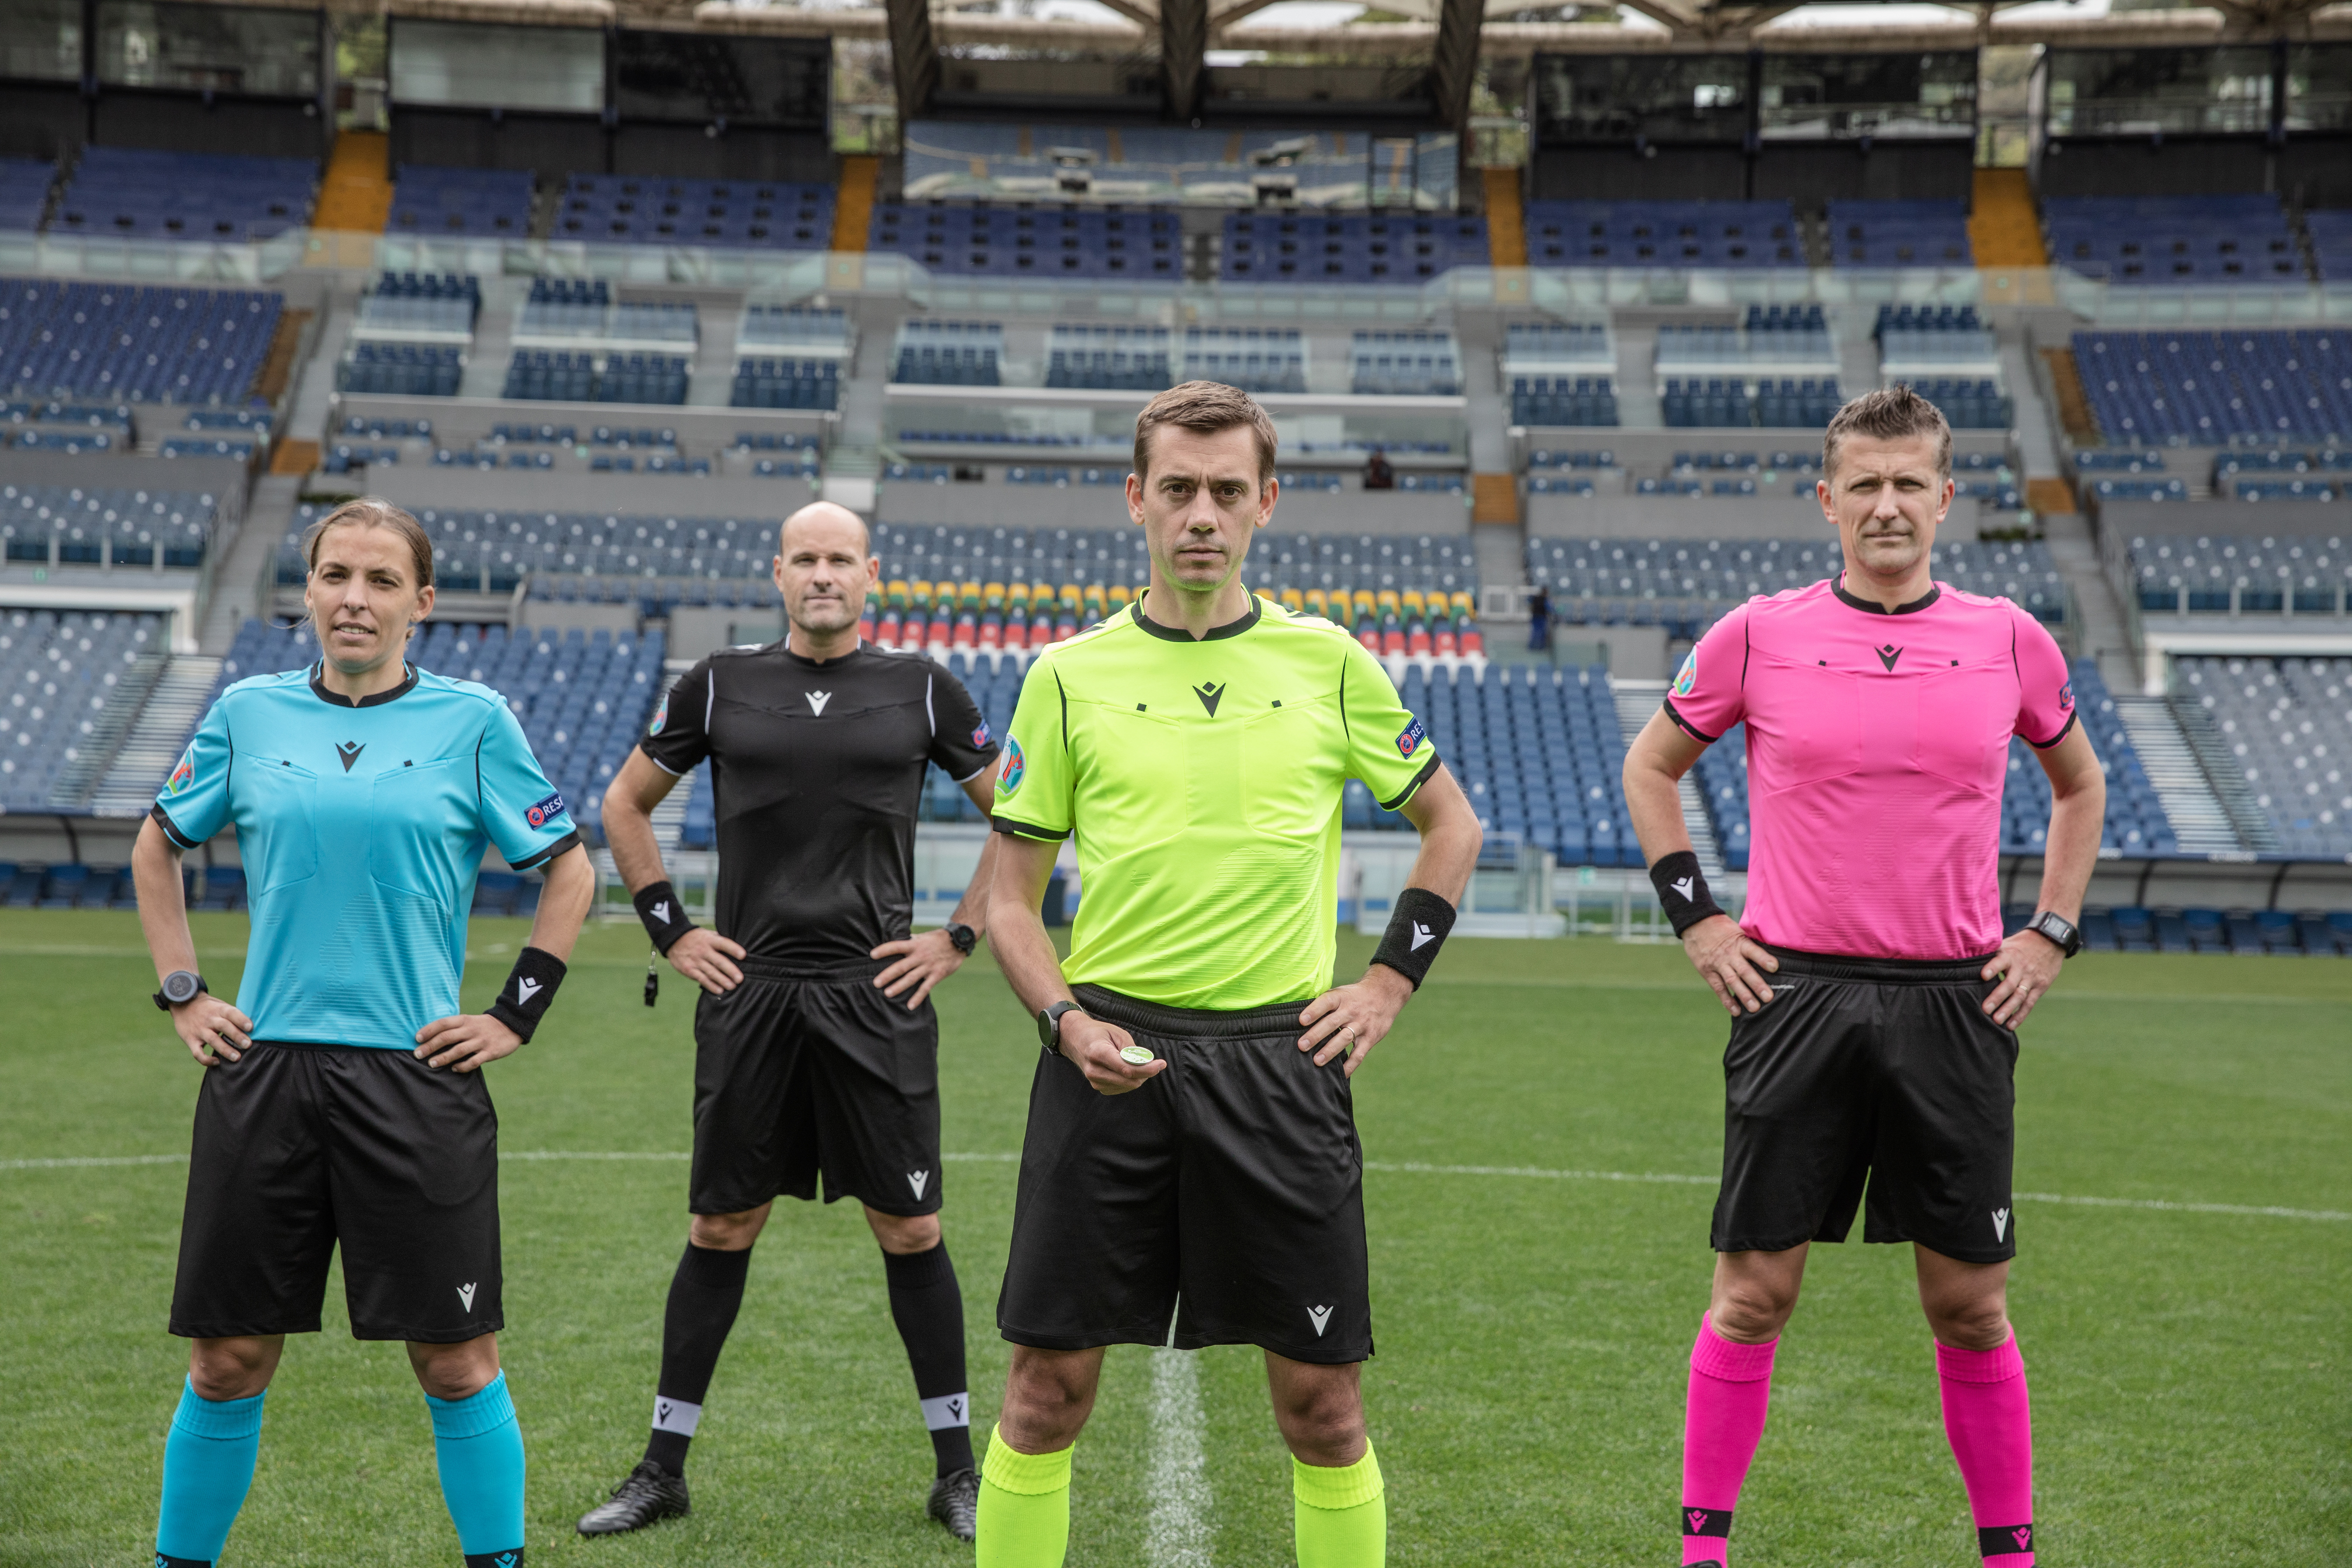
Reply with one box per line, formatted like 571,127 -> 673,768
1712,946 -> 2019,1265
690,959 -> 944,1218
170,1041 -> 503,1343
997,985 -> 1372,1365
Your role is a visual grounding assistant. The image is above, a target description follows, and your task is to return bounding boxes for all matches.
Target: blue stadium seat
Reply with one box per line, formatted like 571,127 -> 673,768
1,278 -> 282,405
1523,201 -> 1801,268
52,147 -> 315,241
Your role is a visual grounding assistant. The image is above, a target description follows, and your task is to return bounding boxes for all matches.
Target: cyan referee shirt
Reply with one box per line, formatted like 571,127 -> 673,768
152,662 -> 580,1049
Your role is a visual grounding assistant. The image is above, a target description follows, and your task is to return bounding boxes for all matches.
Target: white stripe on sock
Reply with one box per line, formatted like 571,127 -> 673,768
652,1395 -> 702,1436
1146,1348 -> 1212,1568
920,1392 -> 971,1431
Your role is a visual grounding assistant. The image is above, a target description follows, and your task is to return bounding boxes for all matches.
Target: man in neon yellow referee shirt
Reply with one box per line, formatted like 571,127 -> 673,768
976,382 -> 1483,1567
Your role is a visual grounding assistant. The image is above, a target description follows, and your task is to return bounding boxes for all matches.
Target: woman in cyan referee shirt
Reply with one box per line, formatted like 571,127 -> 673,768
132,498 -> 595,1568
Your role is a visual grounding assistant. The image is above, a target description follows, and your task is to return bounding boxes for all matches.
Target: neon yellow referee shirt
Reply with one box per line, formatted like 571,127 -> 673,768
992,591 -> 1441,1010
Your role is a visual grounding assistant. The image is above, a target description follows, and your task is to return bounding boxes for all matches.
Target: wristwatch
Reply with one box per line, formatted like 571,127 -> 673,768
2024,910 -> 2082,958
153,970 -> 208,1010
1037,1000 -> 1085,1054
945,922 -> 978,956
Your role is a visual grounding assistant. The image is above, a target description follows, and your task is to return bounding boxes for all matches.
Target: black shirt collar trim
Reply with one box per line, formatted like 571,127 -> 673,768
1833,576 -> 1941,616
310,660 -> 419,708
1130,590 -> 1261,643
778,637 -> 866,670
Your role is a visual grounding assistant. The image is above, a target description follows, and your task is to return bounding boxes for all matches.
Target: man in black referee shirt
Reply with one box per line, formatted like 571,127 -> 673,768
580,500 -> 1004,1541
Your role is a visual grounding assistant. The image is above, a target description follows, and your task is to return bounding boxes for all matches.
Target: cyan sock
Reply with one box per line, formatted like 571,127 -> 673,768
426,1370 -> 527,1564
156,1378 -> 267,1566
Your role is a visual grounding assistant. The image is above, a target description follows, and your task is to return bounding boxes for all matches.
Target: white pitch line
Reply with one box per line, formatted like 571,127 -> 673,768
4,1150 -> 2344,1222
1147,1346 -> 1213,1568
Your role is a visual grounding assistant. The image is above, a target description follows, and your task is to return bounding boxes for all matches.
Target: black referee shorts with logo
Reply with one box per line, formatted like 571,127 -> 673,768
172,1041 -> 504,1343
997,984 -> 1372,1365
689,957 -> 946,1218
1712,946 -> 2020,1265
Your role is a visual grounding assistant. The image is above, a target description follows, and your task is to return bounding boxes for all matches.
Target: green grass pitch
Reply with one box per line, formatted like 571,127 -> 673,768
2,908 -> 2346,1566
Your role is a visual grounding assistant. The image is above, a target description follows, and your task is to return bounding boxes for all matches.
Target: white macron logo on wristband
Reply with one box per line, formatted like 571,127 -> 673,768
652,901 -> 671,924
1671,877 -> 1695,901
1410,923 -> 1434,950
516,978 -> 541,1004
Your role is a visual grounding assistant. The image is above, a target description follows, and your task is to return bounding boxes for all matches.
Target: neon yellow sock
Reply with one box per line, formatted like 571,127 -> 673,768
976,1423 -> 1073,1568
1293,1440 -> 1385,1567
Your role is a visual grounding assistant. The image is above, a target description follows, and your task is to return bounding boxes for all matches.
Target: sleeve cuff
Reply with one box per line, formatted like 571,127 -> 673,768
149,803 -> 200,850
1662,696 -> 1721,744
992,815 -> 1071,842
509,830 -> 583,872
2023,709 -> 2080,751
636,741 -> 689,778
1377,750 -> 1443,812
952,748 -> 1001,785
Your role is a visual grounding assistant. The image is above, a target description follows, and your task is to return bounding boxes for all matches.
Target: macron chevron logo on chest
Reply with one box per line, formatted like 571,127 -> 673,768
806,691 -> 832,716
1875,644 -> 1903,671
336,741 -> 365,772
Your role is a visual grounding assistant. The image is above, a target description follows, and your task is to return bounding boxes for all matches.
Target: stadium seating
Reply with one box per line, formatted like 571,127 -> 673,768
2072,330 -> 2352,446
1522,201 -> 1803,268
728,356 -> 839,410
53,148 -> 315,242
387,165 -> 535,237
894,321 -> 1001,386
358,272 -> 481,335
868,204 -> 1181,278
556,175 -> 833,250
1183,328 -> 1306,394
1350,331 -> 1460,396
1661,377 -> 1843,429
1046,325 -> 1170,391
0,158 -> 55,233
2173,656 -> 2352,859
1511,375 -> 1620,427
2043,195 -> 2304,284
1825,200 -> 1972,267
501,350 -> 688,405
341,342 -> 464,397
1,483 -> 218,568
0,609 -> 166,811
1525,536 -> 2068,639
2310,211 -> 2352,284
1398,665 -> 1632,863
1222,214 -> 1488,283
0,278 -> 282,405
216,617 -> 667,841
2133,533 -> 2352,616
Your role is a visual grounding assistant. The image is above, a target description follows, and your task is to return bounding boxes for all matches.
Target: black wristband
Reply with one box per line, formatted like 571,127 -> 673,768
1648,850 -> 1728,937
632,880 -> 697,955
1371,887 -> 1457,989
486,945 -> 567,1042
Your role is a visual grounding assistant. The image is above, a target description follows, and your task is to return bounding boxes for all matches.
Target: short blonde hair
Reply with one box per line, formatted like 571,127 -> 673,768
1133,379 -> 1279,484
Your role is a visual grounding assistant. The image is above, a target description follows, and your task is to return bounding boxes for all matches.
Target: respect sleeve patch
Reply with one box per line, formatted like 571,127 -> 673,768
524,790 -> 568,829
1394,715 -> 1427,758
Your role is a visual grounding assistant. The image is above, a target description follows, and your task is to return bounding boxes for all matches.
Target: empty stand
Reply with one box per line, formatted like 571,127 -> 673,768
0,159 -> 55,233
894,320 -> 1001,386
1223,214 -> 1488,283
54,148 -> 315,242
1522,201 -> 1803,268
558,175 -> 834,250
2128,532 -> 2351,616
1046,325 -> 1169,391
1350,331 -> 1460,396
869,204 -> 1181,278
2177,656 -> 2352,858
1825,199 -> 1973,267
1,482 -> 218,569
1,279 -> 283,406
1182,328 -> 1306,394
2310,211 -> 2352,284
0,609 -> 166,811
2073,330 -> 2352,444
2043,195 -> 2305,283
387,165 -> 535,237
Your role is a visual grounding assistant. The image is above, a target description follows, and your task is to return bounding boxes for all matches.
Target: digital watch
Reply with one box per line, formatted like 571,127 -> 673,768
153,970 -> 207,1011
2024,910 -> 2082,958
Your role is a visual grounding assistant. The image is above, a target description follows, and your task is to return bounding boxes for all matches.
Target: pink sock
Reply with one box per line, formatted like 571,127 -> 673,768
1681,1314 -> 1778,1566
1937,1335 -> 2035,1566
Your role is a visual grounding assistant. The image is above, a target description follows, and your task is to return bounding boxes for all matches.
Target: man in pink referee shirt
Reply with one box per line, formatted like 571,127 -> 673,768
1623,386 -> 2107,1568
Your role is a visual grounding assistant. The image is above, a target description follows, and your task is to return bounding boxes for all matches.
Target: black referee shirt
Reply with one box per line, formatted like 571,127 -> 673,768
640,641 -> 999,970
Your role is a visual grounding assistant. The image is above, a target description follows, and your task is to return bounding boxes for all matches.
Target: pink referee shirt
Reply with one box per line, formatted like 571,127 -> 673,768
1664,577 -> 2078,961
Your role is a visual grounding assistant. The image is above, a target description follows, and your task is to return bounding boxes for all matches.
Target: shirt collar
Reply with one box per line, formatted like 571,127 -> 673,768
1131,590 -> 1262,643
310,660 -> 419,708
1833,575 -> 1940,616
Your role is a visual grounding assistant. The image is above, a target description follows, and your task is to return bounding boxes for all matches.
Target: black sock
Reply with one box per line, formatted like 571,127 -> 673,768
643,1242 -> 753,1475
883,1241 -> 974,1476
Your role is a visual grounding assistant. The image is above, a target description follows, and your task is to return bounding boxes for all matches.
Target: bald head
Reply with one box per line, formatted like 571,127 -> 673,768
772,499 -> 877,656
780,499 -> 871,557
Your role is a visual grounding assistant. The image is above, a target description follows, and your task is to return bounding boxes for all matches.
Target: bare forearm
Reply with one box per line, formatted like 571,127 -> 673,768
2035,782 -> 2105,922
1404,816 -> 1478,904
523,846 -> 597,961
988,883 -> 1072,1015
602,798 -> 670,892
133,821 -> 198,981
1625,762 -> 1694,864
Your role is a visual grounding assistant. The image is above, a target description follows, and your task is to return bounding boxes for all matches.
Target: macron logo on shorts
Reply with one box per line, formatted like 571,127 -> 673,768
457,1282 -> 477,1311
908,1170 -> 930,1200
1992,1208 -> 2011,1242
1307,1304 -> 1334,1336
